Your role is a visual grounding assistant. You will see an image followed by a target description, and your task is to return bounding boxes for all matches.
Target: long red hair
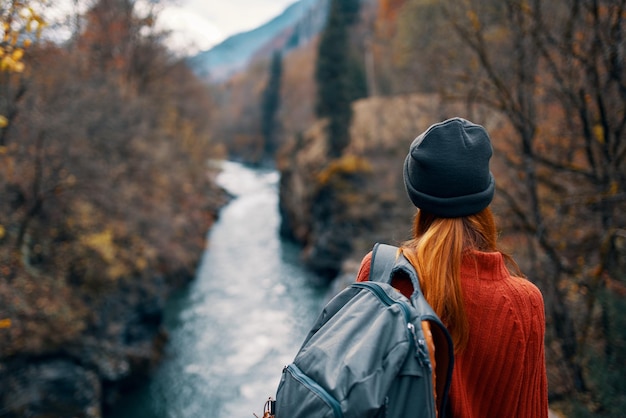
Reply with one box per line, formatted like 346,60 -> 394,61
401,207 -> 521,353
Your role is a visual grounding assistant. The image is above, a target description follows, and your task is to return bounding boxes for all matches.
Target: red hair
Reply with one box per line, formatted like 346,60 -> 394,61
401,207 -> 520,353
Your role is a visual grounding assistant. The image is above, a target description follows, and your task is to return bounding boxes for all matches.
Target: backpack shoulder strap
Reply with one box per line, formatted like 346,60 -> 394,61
369,243 -> 398,283
370,243 -> 454,418
370,243 -> 423,297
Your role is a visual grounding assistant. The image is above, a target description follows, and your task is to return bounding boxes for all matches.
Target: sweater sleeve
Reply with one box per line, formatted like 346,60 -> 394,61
356,251 -> 373,282
356,251 -> 414,298
518,283 -> 549,418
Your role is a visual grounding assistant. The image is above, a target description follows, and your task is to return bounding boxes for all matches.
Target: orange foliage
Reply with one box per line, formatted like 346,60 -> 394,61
376,0 -> 407,39
378,0 -> 407,22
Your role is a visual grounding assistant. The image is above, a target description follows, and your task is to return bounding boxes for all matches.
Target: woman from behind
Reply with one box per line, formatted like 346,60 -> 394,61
357,117 -> 548,417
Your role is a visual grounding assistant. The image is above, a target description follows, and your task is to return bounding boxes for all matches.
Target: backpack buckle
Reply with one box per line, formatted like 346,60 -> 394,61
254,397 -> 275,418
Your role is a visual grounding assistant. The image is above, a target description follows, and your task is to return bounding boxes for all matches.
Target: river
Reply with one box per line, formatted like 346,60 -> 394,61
109,161 -> 328,418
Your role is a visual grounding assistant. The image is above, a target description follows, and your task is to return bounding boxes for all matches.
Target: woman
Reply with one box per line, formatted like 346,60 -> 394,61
356,118 -> 548,417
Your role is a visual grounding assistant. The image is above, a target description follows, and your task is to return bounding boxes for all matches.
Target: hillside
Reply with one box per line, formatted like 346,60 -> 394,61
188,0 -> 329,82
0,2 -> 231,416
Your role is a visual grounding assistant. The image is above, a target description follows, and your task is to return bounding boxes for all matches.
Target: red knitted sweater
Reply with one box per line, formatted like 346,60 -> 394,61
356,249 -> 548,418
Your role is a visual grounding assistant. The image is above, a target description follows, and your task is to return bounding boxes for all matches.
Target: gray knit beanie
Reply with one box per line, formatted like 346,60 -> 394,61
403,117 -> 495,218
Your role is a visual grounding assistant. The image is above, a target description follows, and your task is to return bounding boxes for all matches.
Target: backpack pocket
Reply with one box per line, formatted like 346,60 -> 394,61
275,363 -> 344,418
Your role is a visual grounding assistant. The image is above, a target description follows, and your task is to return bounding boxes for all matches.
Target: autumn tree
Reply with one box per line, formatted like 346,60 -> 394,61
430,0 -> 626,413
0,0 -> 44,146
373,0 -> 451,94
75,0 -> 165,92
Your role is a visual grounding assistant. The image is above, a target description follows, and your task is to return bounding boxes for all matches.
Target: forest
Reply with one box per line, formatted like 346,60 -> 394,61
0,0 -> 625,417
0,0 -> 228,415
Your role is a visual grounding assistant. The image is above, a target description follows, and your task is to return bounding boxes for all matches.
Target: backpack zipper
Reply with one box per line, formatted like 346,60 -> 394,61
352,282 -> 411,323
408,322 -> 432,372
284,363 -> 344,418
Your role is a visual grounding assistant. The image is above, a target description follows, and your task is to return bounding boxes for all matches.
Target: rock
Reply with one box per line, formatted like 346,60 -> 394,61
0,359 -> 101,418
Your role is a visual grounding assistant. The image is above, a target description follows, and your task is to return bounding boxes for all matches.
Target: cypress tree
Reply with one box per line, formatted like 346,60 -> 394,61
340,0 -> 361,25
315,0 -> 362,158
261,50 -> 283,158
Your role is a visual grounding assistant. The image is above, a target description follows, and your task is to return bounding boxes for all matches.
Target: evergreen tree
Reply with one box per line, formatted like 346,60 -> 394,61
261,50 -> 283,157
315,0 -> 363,158
340,0 -> 361,25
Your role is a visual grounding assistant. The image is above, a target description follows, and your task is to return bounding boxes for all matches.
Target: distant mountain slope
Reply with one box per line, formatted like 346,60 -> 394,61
188,0 -> 329,82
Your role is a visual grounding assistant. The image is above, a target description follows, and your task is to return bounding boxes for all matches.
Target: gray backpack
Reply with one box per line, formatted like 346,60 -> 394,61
274,243 -> 454,418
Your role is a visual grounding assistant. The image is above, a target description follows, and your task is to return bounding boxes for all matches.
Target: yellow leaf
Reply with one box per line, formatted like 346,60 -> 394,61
81,229 -> 116,262
0,318 -> 11,329
12,48 -> 23,61
0,224 -> 5,238
0,115 -> 8,128
135,257 -> 147,271
593,124 -> 604,143
466,10 -> 481,31
1,56 -> 12,71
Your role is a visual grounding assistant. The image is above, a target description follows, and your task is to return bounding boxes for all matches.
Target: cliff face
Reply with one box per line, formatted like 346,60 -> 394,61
278,94 -> 457,280
0,287 -> 168,417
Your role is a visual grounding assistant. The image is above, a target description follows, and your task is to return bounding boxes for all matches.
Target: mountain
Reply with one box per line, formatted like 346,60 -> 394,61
188,0 -> 329,82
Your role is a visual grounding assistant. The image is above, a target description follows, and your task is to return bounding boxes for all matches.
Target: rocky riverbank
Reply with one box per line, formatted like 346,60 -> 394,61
277,94 -> 457,280
0,179 -> 230,418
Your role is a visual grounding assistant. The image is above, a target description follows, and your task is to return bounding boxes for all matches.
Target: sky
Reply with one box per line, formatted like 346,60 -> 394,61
47,0 -> 298,56
158,0 -> 298,54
